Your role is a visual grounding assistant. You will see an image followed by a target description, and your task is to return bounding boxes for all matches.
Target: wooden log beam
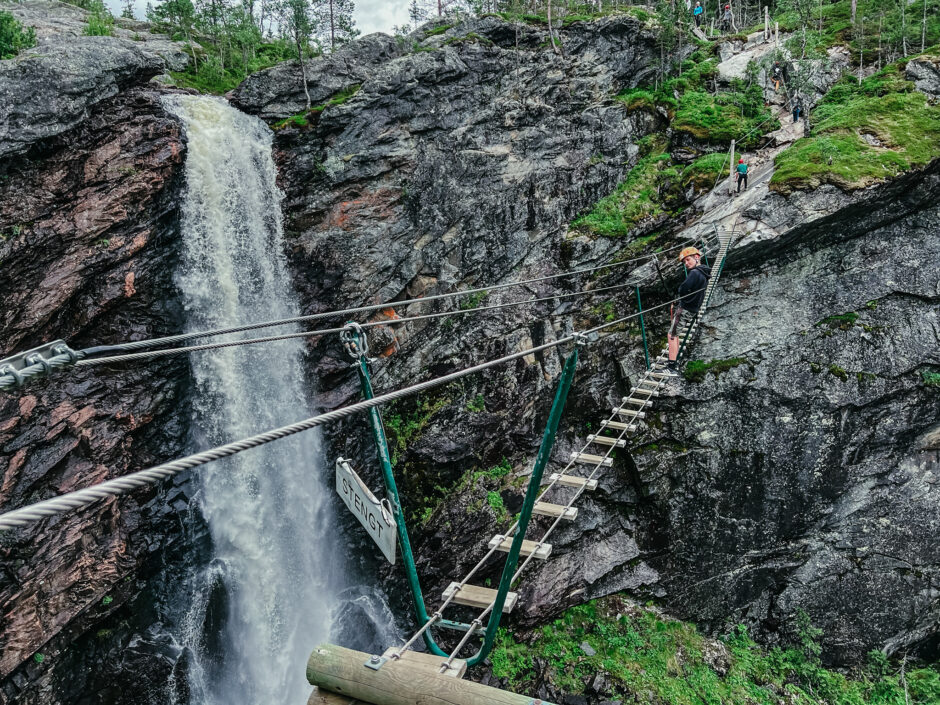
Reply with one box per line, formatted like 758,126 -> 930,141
307,644 -> 556,705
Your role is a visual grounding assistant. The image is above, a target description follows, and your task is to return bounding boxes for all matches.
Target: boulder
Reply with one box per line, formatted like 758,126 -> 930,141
905,55 -> 940,98
0,37 -> 166,159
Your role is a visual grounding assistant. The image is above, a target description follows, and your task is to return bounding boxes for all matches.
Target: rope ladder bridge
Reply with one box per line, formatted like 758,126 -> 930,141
303,228 -> 735,705
0,228 -> 736,705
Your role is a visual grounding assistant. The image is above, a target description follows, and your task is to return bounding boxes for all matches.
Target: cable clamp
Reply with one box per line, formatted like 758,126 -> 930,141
573,332 -> 590,347
0,340 -> 75,389
0,364 -> 24,388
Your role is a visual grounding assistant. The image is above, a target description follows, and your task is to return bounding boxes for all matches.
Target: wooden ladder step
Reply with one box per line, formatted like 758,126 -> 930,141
648,372 -> 671,379
602,419 -> 641,431
587,434 -> 626,447
549,473 -> 598,490
571,451 -> 613,466
621,397 -> 649,405
533,501 -> 578,520
489,534 -> 552,560
611,409 -> 646,419
442,582 -> 518,613
629,388 -> 660,397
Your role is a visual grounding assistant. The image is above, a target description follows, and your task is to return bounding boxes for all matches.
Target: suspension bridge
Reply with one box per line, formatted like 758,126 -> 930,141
0,217 -> 734,704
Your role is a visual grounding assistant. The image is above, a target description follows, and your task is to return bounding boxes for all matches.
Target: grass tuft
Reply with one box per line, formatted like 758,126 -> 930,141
772,60 -> 940,193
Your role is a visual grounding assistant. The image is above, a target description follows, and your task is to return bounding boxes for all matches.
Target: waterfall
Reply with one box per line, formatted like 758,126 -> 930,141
160,94 -> 389,705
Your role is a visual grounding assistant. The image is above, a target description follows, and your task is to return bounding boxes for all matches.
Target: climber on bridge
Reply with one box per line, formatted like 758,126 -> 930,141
720,5 -> 733,31
736,157 -> 749,193
693,1 -> 704,28
665,248 -> 712,377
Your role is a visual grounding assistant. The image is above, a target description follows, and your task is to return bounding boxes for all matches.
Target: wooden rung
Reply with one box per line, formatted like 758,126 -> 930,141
489,534 -> 552,560
629,389 -> 660,397
621,397 -> 649,405
602,419 -> 642,430
648,372 -> 671,379
549,473 -> 598,490
381,647 -> 467,678
571,452 -> 613,466
637,380 -> 661,388
587,434 -> 626,447
533,501 -> 578,520
611,409 -> 646,418
442,582 -> 518,613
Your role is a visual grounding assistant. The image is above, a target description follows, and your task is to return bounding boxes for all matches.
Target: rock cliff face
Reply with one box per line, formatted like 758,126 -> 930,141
0,7 -> 937,704
0,8 -> 191,703
235,14 -> 939,668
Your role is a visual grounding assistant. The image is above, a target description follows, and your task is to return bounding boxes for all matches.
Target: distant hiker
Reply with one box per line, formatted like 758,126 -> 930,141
720,5 -> 732,31
772,61 -> 783,92
665,248 -> 711,377
736,157 -> 748,192
693,2 -> 703,27
792,96 -> 803,123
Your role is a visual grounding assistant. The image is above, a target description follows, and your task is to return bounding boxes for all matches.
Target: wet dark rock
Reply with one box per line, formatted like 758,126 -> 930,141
254,11 -> 938,672
0,83 -> 189,702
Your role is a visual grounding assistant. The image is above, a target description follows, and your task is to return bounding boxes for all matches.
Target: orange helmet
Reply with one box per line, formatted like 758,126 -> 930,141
679,247 -> 702,262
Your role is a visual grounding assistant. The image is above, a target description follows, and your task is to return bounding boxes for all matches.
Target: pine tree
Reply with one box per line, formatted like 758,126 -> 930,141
315,0 -> 358,51
280,0 -> 315,107
121,0 -> 136,19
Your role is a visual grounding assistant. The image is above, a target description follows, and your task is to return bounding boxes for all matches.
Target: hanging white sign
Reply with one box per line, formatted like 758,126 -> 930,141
335,457 -> 397,564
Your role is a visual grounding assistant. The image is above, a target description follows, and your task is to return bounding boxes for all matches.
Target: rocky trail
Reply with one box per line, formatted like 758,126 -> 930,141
683,33 -> 806,246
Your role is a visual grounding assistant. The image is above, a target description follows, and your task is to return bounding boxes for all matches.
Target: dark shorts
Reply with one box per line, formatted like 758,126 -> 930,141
668,306 -> 687,338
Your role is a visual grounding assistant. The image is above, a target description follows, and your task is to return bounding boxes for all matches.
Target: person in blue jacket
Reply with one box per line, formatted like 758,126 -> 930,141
693,1 -> 704,27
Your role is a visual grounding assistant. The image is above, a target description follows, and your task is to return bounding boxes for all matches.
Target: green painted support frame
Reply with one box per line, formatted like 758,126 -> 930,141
343,324 -> 582,667
464,343 -> 580,666
346,328 -> 448,657
635,286 -> 651,370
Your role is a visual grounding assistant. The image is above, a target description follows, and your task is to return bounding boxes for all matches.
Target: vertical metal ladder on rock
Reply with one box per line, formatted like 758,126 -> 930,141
305,229 -> 736,705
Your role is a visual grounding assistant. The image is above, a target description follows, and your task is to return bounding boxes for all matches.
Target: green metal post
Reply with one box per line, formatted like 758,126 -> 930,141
465,343 -> 582,667
699,240 -> 710,267
636,286 -> 650,370
344,325 -> 448,657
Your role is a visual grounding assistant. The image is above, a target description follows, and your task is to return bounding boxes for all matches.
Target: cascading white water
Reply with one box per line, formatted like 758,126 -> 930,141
161,94 -> 345,705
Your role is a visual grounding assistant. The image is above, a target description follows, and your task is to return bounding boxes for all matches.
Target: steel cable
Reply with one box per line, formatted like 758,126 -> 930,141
0,288 -> 710,532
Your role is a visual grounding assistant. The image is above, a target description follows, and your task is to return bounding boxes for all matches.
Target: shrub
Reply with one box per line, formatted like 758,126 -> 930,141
0,11 -> 36,59
84,0 -> 114,36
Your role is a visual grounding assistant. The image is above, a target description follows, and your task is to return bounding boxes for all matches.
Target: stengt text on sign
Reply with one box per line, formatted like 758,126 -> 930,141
335,457 -> 397,564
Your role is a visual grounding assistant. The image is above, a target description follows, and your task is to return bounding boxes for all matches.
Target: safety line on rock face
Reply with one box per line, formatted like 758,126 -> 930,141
0,234 -> 724,389
71,235 -> 727,356
0,289 -> 707,532
67,279 -> 651,368
383,233 -> 733,672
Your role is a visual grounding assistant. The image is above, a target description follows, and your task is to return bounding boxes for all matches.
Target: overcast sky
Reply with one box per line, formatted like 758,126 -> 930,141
106,0 -> 411,36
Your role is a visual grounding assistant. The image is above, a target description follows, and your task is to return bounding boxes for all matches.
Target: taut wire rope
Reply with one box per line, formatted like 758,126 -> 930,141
0,287 -> 706,532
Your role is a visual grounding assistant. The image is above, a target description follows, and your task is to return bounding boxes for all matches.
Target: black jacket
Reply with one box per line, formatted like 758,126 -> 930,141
677,265 -> 711,313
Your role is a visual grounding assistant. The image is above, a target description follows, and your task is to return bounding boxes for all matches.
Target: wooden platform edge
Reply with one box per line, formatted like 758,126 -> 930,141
307,643 -> 558,705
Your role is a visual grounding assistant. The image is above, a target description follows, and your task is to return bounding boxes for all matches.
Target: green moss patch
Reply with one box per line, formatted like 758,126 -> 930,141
491,597 -> 940,704
772,61 -> 940,193
681,151 -> 741,194
571,153 -> 679,238
684,357 -> 748,382
271,84 -> 361,130
673,89 -> 776,146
